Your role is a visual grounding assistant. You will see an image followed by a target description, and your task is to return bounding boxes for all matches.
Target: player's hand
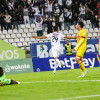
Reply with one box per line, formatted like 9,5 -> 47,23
73,48 -> 77,53
32,36 -> 37,38
73,48 -> 75,51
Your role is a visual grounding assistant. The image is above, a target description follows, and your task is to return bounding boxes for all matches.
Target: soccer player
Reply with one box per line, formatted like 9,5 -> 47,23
0,67 -> 20,86
73,21 -> 88,77
32,26 -> 76,74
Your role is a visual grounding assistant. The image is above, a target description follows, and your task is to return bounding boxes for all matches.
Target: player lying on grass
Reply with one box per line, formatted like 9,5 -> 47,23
0,67 -> 20,86
32,26 -> 76,74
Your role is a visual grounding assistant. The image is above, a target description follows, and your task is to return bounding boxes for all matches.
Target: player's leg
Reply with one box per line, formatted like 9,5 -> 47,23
1,79 -> 20,86
52,47 -> 60,73
10,80 -> 20,84
76,49 -> 88,77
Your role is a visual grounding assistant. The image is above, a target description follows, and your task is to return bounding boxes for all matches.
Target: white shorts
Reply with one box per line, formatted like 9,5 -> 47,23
51,45 -> 61,58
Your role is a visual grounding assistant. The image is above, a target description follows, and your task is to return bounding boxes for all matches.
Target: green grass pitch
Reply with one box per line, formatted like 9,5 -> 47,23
1,67 -> 100,100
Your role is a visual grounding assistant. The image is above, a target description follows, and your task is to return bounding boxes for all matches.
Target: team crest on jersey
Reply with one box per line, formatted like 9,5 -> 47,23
83,33 -> 86,35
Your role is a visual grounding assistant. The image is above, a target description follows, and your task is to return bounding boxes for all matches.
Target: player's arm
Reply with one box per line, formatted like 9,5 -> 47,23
64,36 -> 76,39
73,38 -> 85,51
32,36 -> 47,39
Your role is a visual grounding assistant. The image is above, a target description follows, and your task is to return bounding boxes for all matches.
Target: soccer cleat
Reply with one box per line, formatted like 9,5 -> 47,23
82,70 -> 88,77
60,61 -> 64,68
78,75 -> 84,78
53,71 -> 55,74
78,70 -> 88,78
17,81 -> 21,84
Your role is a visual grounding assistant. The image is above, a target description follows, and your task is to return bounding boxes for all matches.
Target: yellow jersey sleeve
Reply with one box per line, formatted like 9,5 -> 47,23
80,30 -> 87,38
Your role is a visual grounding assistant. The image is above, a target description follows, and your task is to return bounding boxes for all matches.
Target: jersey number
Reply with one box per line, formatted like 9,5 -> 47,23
52,36 -> 58,42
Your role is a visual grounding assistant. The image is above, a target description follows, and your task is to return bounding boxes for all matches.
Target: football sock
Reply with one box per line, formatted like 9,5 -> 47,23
55,59 -> 61,68
78,61 -> 86,74
53,63 -> 58,74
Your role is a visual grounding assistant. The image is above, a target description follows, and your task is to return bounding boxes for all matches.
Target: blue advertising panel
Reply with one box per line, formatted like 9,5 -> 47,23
32,53 -> 99,72
30,38 -> 99,58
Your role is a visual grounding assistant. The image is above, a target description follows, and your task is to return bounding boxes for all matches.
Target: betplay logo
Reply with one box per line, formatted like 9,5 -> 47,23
49,57 -> 95,69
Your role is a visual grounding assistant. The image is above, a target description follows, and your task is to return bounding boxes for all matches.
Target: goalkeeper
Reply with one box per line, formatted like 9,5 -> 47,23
0,67 -> 20,86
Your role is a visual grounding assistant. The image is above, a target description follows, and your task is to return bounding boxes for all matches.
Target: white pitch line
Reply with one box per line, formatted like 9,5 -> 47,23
49,95 -> 100,100
21,80 -> 100,84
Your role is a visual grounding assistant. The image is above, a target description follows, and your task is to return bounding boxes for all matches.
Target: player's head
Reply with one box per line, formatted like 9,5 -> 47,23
0,67 -> 3,76
76,21 -> 84,30
66,40 -> 69,44
53,26 -> 58,32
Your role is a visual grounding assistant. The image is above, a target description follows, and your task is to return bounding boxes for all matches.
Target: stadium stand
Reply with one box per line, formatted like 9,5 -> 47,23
0,0 -> 100,57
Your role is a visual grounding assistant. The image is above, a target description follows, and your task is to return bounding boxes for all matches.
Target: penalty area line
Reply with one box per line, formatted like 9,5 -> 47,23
21,80 -> 100,84
49,94 -> 100,100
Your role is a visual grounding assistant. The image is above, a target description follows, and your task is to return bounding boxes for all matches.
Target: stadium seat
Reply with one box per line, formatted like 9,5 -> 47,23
1,34 -> 5,39
58,31 -> 64,34
22,33 -> 27,37
93,33 -> 98,37
87,20 -> 91,24
6,34 -> 11,38
17,42 -> 23,47
53,22 -> 55,26
43,40 -> 48,42
56,9 -> 59,13
21,47 -> 24,50
31,24 -> 35,28
23,42 -> 28,46
69,30 -> 73,34
9,39 -> 14,43
32,33 -> 37,36
14,38 -> 19,42
8,30 -> 13,34
70,25 -> 75,30
24,29 -> 29,33
71,33 -> 76,36
89,29 -> 94,33
19,29 -> 23,33
3,39 -> 9,42
25,37 -> 30,42
25,24 -> 31,28
30,37 -> 35,42
13,29 -> 19,34
85,29 -> 88,32
83,21 -> 86,24
29,28 -> 34,33
11,34 -> 16,38
20,24 -> 25,29
64,30 -> 68,34
59,18 -> 63,22
74,29 -> 78,33
19,38 -> 25,42
87,33 -> 92,38
0,31 -> 3,34
3,30 -> 7,34
61,26 -> 64,30
12,43 -> 17,47
44,32 -> 47,35
94,28 -> 99,32
16,34 -> 22,38
85,24 -> 90,29
26,47 -> 30,51
27,33 -> 32,37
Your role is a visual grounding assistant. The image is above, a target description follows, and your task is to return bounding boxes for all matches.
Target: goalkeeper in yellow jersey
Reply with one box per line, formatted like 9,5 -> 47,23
73,21 -> 88,77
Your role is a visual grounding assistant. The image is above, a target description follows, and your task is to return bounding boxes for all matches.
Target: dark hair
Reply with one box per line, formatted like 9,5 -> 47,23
53,26 -> 58,31
0,67 -> 3,76
77,21 -> 84,28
